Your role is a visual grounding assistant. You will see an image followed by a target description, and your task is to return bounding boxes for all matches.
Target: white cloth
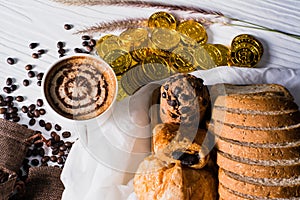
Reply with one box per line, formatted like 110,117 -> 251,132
61,66 -> 300,200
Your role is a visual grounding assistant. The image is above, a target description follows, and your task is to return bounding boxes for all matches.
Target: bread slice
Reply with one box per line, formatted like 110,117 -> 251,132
213,94 -> 298,111
208,120 -> 300,144
211,109 -> 300,127
209,83 -> 294,101
215,137 -> 300,160
218,168 -> 300,199
217,151 -> 300,179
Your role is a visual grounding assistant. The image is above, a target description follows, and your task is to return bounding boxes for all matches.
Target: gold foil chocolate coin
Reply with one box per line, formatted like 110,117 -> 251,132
96,35 -> 123,58
148,11 -> 177,30
103,49 -> 132,75
230,42 -> 261,67
231,34 -> 264,56
194,45 -> 216,70
119,28 -> 149,47
214,44 -> 230,66
177,20 -> 208,45
203,44 -> 223,67
169,46 -> 196,73
142,55 -> 171,81
150,28 -> 181,51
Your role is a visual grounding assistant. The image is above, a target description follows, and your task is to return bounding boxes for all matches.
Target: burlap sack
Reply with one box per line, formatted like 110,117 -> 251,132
24,166 -> 64,200
0,166 -> 17,200
0,119 -> 34,172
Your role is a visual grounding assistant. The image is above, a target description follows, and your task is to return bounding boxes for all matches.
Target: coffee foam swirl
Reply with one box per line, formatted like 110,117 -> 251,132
45,56 -> 116,120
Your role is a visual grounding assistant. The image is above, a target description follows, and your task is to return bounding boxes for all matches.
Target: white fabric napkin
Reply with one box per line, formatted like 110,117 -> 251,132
61,66 -> 300,200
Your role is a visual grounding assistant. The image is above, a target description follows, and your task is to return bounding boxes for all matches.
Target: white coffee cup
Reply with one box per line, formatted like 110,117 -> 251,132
41,54 -> 118,131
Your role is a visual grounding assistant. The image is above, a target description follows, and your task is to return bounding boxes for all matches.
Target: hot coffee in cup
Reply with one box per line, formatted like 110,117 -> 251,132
42,54 -> 117,122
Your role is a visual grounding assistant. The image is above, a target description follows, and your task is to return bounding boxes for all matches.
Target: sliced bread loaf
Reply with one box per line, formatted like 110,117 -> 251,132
212,109 -> 300,127
218,168 -> 300,199
217,151 -> 300,179
215,137 -> 300,160
209,120 -> 300,144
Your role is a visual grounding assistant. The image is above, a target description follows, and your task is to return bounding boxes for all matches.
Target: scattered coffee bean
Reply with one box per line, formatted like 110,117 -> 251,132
21,106 -> 28,113
12,116 -> 20,122
5,96 -> 13,102
15,96 -> 24,102
82,41 -> 88,47
28,104 -> 36,111
57,41 -> 64,49
29,42 -> 38,49
38,148 -> 45,157
3,87 -> 11,94
36,73 -> 44,81
6,77 -> 13,86
54,124 -> 62,131
39,108 -> 46,115
39,119 -> 46,127
0,108 -> 7,114
41,156 -> 50,163
32,53 -> 39,59
0,100 -> 6,106
25,64 -> 33,70
74,48 -> 83,53
29,118 -> 36,126
3,113 -> 10,120
57,157 -> 64,164
30,159 -> 39,166
50,156 -> 57,162
54,134 -> 60,142
7,57 -> 15,65
89,39 -> 96,47
59,145 -> 67,151
50,131 -> 57,138
58,151 -> 65,157
62,131 -> 71,138
37,80 -> 42,86
58,48 -> 66,55
37,49 -> 45,55
52,148 -> 59,155
21,124 -> 28,128
81,35 -> 90,40
27,111 -> 35,118
23,79 -> 30,86
64,24 -> 72,30
28,71 -> 35,78
10,84 -> 17,92
45,122 -> 52,131
36,99 -> 43,107
33,110 -> 40,118
86,45 -> 93,52
65,141 -> 73,148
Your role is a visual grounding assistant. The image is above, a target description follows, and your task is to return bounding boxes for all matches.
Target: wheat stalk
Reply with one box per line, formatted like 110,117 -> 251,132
52,0 -> 224,16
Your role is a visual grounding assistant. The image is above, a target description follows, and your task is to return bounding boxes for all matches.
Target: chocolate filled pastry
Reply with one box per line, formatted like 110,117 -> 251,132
152,123 -> 210,169
160,73 -> 210,128
133,155 -> 217,200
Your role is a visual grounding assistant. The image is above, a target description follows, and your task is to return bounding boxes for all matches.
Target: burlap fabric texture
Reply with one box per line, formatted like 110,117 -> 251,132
0,166 -> 17,200
24,166 -> 64,200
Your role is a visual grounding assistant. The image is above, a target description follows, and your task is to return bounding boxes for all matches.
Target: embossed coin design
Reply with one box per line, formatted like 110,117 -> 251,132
177,20 -> 208,45
169,46 -> 196,73
103,49 -> 132,76
148,11 -> 177,29
150,28 -> 181,51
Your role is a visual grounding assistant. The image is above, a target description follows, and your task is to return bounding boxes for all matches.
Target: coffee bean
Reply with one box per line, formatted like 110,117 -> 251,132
34,141 -> 43,148
25,64 -> 33,70
0,100 -> 6,106
36,99 -> 43,107
41,156 -> 50,163
23,79 -> 30,86
81,35 -> 90,40
32,53 -> 39,59
36,73 -> 44,81
52,148 -> 59,155
62,131 -> 71,138
64,24 -> 72,30
0,108 -> 7,114
50,156 -> 57,162
58,151 -> 65,157
28,71 -> 35,78
86,45 -> 93,52
5,96 -> 13,102
29,42 -> 38,49
28,104 -> 36,111
54,135 -> 60,142
38,148 -> 45,157
50,131 -> 57,138
6,101 -> 14,107
37,80 -> 42,86
39,119 -> 45,127
39,108 -> 46,115
45,122 -> 52,131
10,84 -> 17,92
58,48 -> 66,55
37,49 -> 45,55
65,141 -> 73,148
22,124 -> 28,128
3,113 -> 11,120
27,111 -> 35,118
21,106 -> 28,113
29,118 -> 36,126
33,110 -> 40,118
57,157 -> 64,164
54,124 -> 62,131
7,57 -> 15,65
89,39 -> 96,47
74,48 -> 83,53
6,77 -> 13,86
15,96 -> 24,102
31,159 -> 39,166
57,41 -> 64,49
3,87 -> 11,94
12,116 -> 20,122
82,41 -> 88,47
59,145 -> 67,151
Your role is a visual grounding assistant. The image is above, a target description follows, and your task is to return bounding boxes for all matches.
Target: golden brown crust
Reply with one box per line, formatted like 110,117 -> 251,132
133,155 -> 217,200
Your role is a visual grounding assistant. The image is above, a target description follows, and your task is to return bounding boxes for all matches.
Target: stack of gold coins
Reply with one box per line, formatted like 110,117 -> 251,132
95,11 -> 264,97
